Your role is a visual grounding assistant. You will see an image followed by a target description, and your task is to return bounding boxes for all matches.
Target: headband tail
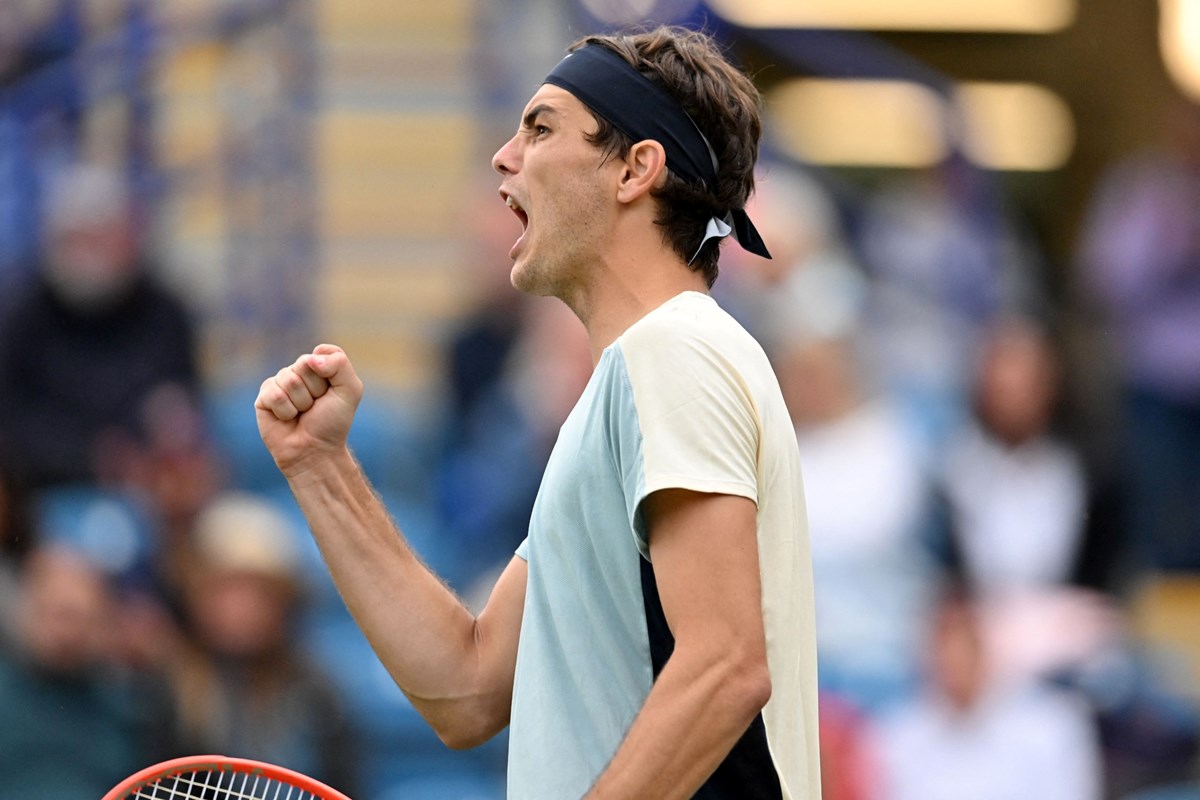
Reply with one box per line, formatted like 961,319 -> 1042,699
730,208 -> 772,259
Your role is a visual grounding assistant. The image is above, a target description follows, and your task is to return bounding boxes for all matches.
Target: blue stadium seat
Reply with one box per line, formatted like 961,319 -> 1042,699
32,484 -> 158,589
1123,786 -> 1200,800
375,772 -> 505,800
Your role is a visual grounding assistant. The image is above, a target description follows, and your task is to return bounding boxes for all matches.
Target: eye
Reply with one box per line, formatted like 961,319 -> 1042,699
534,124 -> 551,137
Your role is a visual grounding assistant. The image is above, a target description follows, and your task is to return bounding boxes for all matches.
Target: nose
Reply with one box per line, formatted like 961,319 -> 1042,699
492,133 -> 520,175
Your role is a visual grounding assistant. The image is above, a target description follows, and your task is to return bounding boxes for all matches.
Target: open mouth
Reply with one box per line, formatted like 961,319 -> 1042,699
503,192 -> 529,229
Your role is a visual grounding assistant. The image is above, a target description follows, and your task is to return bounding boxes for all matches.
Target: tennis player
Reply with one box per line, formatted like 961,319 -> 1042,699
256,26 -> 820,799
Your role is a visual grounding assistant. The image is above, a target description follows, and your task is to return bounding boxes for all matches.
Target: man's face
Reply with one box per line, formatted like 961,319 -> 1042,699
45,215 -> 137,311
491,84 -> 620,299
19,550 -> 113,675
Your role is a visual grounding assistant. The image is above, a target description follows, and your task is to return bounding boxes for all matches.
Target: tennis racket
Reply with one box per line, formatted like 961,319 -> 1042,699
103,755 -> 353,800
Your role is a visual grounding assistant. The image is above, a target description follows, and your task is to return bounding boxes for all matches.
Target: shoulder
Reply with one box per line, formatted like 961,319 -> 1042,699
622,291 -> 751,346
616,291 -> 766,379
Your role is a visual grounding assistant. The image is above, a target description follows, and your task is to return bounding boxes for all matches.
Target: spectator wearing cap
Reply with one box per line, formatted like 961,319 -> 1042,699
165,492 -> 358,795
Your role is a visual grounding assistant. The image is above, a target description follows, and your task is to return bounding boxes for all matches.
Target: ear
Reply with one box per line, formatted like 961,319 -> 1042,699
615,139 -> 667,205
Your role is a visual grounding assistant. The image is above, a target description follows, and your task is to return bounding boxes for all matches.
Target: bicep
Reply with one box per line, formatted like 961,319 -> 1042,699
642,489 -> 764,657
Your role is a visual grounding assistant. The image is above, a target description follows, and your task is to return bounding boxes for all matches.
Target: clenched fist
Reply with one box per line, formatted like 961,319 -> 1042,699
255,343 -> 364,478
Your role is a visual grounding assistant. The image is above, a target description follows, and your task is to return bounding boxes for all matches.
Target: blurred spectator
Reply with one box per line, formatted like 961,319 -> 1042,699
121,384 -> 224,587
718,163 -> 867,346
936,318 -> 1090,593
872,587 -> 1103,800
441,176 -> 533,438
1076,99 -> 1200,573
166,492 -> 359,795
774,332 -> 940,713
0,544 -> 176,800
0,161 -> 200,490
432,176 -> 542,590
436,298 -> 592,586
735,163 -> 940,711
30,482 -> 181,674
857,156 -> 1049,449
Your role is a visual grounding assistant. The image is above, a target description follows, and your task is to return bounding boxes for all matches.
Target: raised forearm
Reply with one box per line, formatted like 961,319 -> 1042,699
287,447 -> 508,744
254,345 -> 520,746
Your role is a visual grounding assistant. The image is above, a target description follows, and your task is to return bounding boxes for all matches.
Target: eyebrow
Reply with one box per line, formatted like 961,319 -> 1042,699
522,104 -> 561,130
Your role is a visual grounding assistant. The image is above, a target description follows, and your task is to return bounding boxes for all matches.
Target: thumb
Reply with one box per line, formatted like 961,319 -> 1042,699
306,345 -> 362,393
313,342 -> 342,357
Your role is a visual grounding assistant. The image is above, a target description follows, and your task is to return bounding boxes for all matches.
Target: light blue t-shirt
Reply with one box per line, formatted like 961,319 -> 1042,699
508,292 -> 819,800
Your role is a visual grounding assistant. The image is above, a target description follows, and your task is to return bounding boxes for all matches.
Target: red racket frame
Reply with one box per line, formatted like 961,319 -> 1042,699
103,754 -> 353,800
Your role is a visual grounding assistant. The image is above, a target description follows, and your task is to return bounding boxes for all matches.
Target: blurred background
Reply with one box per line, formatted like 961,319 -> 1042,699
0,1 -> 1199,798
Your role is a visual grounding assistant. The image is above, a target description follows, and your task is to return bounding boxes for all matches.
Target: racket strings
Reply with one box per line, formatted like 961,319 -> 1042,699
129,769 -> 319,800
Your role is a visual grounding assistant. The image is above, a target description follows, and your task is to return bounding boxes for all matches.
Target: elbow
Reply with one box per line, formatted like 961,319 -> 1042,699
431,703 -> 509,751
437,727 -> 487,751
437,724 -> 495,751
736,661 -> 773,720
680,637 -> 772,725
715,648 -> 772,725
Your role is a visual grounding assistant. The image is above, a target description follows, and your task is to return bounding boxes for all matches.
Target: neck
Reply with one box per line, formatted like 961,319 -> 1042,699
568,250 -> 700,367
564,218 -> 710,364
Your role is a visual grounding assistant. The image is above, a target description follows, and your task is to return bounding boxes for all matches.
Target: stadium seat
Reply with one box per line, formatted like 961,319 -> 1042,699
1123,785 -> 1200,800
32,484 -> 158,588
375,772 -> 505,800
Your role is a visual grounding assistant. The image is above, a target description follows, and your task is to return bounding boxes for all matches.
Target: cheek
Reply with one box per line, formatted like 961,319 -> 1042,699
543,179 -> 605,240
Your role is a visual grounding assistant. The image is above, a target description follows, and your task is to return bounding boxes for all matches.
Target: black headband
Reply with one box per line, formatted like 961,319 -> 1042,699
543,44 -> 771,260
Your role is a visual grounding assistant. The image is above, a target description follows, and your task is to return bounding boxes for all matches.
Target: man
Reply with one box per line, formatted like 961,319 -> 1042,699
0,162 -> 199,489
1077,98 -> 1200,574
0,545 -> 176,799
256,27 -> 820,799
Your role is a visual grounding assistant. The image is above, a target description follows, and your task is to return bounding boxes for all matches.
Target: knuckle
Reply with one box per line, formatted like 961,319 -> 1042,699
279,371 -> 303,393
270,384 -> 292,407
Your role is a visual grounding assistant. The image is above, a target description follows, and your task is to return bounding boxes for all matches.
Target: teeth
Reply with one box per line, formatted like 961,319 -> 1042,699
506,196 -> 522,212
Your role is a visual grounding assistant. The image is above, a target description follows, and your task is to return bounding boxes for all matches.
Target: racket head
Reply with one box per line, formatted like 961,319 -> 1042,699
103,755 -> 353,800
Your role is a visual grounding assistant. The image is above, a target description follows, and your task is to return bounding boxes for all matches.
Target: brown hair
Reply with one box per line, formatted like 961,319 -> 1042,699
569,27 -> 763,287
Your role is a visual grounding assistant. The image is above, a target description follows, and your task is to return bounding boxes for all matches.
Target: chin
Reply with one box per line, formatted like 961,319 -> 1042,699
509,260 -> 532,293
510,257 -> 551,297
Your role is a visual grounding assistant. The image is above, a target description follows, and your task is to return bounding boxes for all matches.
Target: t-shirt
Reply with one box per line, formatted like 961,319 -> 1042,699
508,291 -> 820,799
875,685 -> 1101,800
